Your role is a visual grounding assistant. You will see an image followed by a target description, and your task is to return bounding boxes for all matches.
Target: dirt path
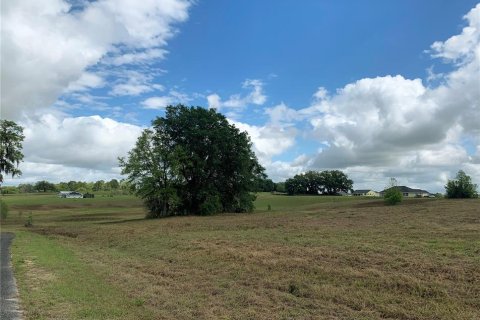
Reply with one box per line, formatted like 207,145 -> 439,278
1,232 -> 22,320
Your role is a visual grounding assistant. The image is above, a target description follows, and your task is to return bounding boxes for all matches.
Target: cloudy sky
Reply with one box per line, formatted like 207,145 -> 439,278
1,0 -> 479,193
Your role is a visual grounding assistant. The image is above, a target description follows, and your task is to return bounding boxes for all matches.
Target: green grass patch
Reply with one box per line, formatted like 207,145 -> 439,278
1,193 -> 479,319
11,231 -> 154,320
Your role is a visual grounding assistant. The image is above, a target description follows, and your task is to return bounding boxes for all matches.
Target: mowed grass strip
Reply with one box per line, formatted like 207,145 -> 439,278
2,193 -> 480,319
10,230 -> 155,320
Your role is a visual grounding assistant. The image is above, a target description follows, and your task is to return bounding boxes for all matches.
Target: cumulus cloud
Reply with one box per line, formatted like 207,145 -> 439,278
430,4 -> 480,62
142,90 -> 191,109
1,0 -> 190,120
0,0 -> 191,183
142,96 -> 174,109
291,4 -> 480,191
65,72 -> 105,93
230,120 -> 297,163
110,70 -> 164,96
228,3 -> 479,189
264,103 -> 301,125
21,114 -> 143,170
207,79 -> 267,111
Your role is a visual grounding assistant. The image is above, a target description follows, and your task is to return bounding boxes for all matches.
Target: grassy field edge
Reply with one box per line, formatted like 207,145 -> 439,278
11,230 -> 153,320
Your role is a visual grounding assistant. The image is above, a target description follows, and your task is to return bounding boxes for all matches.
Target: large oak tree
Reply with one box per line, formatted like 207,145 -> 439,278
120,105 -> 264,218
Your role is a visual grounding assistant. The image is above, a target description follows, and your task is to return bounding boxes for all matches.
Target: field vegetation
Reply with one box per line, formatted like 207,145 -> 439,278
1,193 -> 479,319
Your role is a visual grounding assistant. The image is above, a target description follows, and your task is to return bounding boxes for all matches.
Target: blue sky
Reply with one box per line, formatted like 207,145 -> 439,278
62,0 -> 476,119
2,0 -> 480,192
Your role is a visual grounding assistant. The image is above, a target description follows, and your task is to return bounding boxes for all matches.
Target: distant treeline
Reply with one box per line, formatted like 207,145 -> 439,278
0,179 -> 133,195
254,178 -> 286,193
2,178 -> 284,195
285,170 -> 353,195
2,171 -> 351,197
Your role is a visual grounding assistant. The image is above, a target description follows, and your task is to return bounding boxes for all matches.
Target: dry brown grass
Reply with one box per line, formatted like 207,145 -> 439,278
4,195 -> 480,319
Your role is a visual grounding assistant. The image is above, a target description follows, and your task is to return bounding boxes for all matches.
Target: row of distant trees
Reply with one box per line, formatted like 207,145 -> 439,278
1,179 -> 133,195
253,170 -> 353,196
258,169 -> 478,200
284,170 -> 353,195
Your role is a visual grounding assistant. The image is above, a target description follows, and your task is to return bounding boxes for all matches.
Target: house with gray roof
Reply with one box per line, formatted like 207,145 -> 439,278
353,189 -> 380,197
380,186 -> 431,198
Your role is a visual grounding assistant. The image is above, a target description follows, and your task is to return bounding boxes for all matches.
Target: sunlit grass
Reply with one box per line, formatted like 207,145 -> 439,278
1,193 -> 479,319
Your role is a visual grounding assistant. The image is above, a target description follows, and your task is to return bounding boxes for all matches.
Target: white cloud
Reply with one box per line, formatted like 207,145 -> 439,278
21,114 -> 143,170
65,72 -> 105,93
227,4 -> 479,190
230,120 -> 296,162
207,94 -> 221,110
142,96 -> 174,109
242,79 -> 267,105
10,161 -> 124,185
281,4 -> 480,191
141,90 -> 191,109
110,71 -> 164,96
106,48 -> 168,65
1,0 -> 191,120
430,4 -> 480,62
229,119 -> 300,181
207,79 -> 267,110
0,0 -> 190,183
264,103 -> 300,125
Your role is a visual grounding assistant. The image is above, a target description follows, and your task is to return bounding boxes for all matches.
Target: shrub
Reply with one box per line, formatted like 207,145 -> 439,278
384,187 -> 402,205
24,212 -> 33,227
445,170 -> 478,198
0,200 -> 8,220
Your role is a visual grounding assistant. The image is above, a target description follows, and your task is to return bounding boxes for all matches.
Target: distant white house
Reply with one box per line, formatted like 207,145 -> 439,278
58,191 -> 83,199
380,186 -> 431,198
353,189 -> 380,197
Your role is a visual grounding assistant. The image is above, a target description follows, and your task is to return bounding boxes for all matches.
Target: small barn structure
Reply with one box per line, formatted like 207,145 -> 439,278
58,191 -> 83,199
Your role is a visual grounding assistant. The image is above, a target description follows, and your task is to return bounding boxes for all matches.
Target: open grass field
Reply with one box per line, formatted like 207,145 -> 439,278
1,193 -> 479,319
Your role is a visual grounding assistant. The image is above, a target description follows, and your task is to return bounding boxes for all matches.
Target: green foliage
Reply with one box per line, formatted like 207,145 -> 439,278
18,184 -> 35,193
1,186 -> 18,194
0,119 -> 25,184
275,182 -> 286,193
120,105 -> 264,217
24,212 -> 33,227
121,129 -> 179,218
92,180 -> 105,191
285,170 -> 353,195
107,179 -> 120,190
0,200 -> 8,220
445,170 -> 478,198
35,180 -> 57,192
384,187 -> 403,205
255,177 -> 275,192
198,193 -> 222,216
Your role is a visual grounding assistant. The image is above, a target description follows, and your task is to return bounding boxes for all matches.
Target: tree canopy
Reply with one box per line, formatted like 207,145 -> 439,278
0,120 -> 25,184
383,178 -> 402,205
120,105 -> 264,218
445,170 -> 478,198
35,180 -> 57,192
285,170 -> 353,195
